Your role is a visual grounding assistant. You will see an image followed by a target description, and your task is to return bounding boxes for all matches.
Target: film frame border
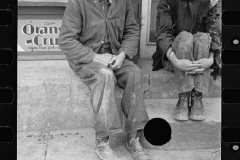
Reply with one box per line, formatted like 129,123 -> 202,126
0,0 -> 17,159
1,0 -> 240,159
222,0 -> 240,159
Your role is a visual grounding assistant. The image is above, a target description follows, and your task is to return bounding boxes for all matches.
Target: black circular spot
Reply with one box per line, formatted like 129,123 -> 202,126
144,118 -> 172,146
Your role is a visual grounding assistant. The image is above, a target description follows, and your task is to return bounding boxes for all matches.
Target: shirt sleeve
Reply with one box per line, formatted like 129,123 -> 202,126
155,0 -> 175,60
205,0 -> 221,65
58,0 -> 96,65
118,0 -> 140,60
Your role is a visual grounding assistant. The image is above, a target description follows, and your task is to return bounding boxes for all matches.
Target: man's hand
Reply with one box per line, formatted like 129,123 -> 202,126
192,57 -> 214,69
92,53 -> 114,67
169,51 -> 202,72
185,68 -> 205,75
172,58 -> 202,72
108,52 -> 126,70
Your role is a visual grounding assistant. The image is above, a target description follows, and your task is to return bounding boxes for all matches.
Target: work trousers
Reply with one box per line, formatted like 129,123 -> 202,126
172,31 -> 212,95
74,59 -> 149,138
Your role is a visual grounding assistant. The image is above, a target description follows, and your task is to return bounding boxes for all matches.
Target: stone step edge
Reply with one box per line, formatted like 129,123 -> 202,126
17,98 -> 221,132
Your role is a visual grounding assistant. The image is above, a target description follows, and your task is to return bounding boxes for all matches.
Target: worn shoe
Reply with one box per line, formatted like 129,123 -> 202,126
173,92 -> 190,121
125,131 -> 151,160
95,137 -> 120,160
189,90 -> 205,121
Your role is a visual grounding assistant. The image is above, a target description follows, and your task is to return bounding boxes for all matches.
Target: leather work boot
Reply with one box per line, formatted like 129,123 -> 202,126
95,137 -> 120,160
189,90 -> 205,121
125,131 -> 151,160
173,92 -> 190,121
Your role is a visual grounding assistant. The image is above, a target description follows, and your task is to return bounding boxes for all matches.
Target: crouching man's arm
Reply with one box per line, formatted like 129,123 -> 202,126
167,48 -> 204,74
192,0 -> 221,74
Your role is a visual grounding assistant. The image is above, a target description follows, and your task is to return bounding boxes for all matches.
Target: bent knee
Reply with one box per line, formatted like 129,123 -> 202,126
97,68 -> 116,85
174,31 -> 193,52
194,32 -> 210,39
194,32 -> 212,44
173,32 -> 194,59
99,68 -> 114,78
177,31 -> 194,44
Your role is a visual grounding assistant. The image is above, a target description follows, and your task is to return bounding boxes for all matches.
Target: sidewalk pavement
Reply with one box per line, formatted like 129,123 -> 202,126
18,98 -> 221,160
17,60 -> 221,160
17,128 -> 221,160
18,98 -> 221,150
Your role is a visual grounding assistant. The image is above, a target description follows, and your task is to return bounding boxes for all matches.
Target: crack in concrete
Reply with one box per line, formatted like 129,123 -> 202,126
42,132 -> 51,160
44,142 -> 49,160
143,72 -> 150,94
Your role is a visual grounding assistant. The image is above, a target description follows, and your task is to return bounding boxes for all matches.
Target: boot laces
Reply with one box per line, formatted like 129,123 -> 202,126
178,96 -> 188,109
192,95 -> 202,110
131,137 -> 149,159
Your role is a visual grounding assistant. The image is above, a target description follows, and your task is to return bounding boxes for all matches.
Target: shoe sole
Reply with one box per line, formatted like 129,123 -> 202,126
189,110 -> 205,121
95,148 -> 121,160
189,117 -> 205,121
173,108 -> 189,121
125,142 -> 140,160
124,142 -> 151,160
173,115 -> 189,121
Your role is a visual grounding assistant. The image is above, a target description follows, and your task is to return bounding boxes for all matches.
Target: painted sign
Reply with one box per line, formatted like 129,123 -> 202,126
18,20 -> 62,52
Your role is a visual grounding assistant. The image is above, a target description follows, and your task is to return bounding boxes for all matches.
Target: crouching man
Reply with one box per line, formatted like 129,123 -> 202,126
152,0 -> 221,121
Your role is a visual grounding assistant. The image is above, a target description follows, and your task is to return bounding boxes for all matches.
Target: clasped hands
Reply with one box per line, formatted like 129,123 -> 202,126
176,58 -> 213,75
92,52 -> 126,70
168,48 -> 214,75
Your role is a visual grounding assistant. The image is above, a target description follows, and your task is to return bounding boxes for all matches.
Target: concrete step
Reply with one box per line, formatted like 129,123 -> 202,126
17,129 -> 221,160
18,60 -> 221,149
18,98 -> 221,150
139,59 -> 221,99
18,60 -> 221,101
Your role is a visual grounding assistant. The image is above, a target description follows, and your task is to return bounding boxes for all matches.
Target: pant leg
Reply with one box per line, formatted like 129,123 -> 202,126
74,61 -> 122,138
114,59 -> 149,134
172,31 -> 195,93
193,32 -> 212,95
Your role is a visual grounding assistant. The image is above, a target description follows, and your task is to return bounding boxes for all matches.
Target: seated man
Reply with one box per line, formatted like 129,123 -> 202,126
152,0 -> 221,121
58,0 -> 150,160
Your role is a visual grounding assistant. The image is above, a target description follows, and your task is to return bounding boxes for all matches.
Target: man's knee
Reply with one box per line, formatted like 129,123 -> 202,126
173,31 -> 193,59
99,67 -> 114,76
177,31 -> 194,44
193,32 -> 212,59
194,32 -> 211,42
99,67 -> 115,82
194,32 -> 212,49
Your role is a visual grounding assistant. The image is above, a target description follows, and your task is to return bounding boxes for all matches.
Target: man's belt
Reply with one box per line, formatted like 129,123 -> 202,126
98,42 -> 112,54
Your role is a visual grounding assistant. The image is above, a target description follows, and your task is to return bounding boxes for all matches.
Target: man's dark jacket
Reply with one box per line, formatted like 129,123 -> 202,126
152,0 -> 221,73
58,0 -> 139,71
